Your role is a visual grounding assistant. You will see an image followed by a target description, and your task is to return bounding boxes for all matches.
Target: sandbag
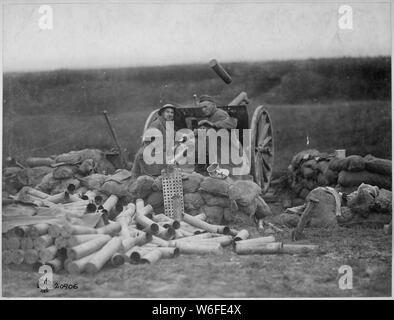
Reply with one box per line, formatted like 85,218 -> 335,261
151,177 -> 163,192
182,172 -> 204,193
344,155 -> 365,172
128,175 -> 155,199
16,166 -> 53,189
55,151 -> 82,164
347,185 -> 376,217
364,155 -> 392,176
2,167 -> 23,194
200,191 -> 230,208
301,179 -> 316,191
105,169 -> 132,183
302,167 -> 314,179
78,173 -> 106,190
324,169 -> 338,185
78,149 -> 105,163
348,184 -> 392,216
302,159 -> 318,170
373,188 -> 392,213
2,180 -> 18,195
202,205 -> 224,225
36,172 -> 80,195
95,158 -> 116,175
338,170 -> 392,190
56,149 -> 100,164
184,193 -> 205,211
316,173 -> 329,186
100,180 -> 129,197
53,165 -> 76,179
35,172 -> 57,193
78,159 -> 95,176
228,180 -> 261,207
290,149 -> 320,170
199,177 -> 229,197
187,209 -> 202,216
153,206 -> 165,215
51,178 -> 80,195
337,206 -> 355,223
328,158 -> 347,172
26,157 -> 55,168
316,160 -> 330,174
223,208 -> 235,223
3,167 -> 22,177
291,181 -> 303,195
145,191 -> 164,209
303,188 -> 338,228
268,213 -> 300,228
238,201 -> 257,216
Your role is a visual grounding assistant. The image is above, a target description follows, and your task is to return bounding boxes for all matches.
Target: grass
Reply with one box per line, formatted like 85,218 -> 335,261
3,100 -> 391,176
3,57 -> 391,175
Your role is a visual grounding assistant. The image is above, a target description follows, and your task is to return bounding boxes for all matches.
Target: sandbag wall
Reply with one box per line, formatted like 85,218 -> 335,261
129,173 -> 237,225
2,149 -> 117,197
288,149 -> 392,199
3,147 -> 266,225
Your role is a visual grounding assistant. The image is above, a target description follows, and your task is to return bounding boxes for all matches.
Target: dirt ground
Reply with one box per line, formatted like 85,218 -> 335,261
2,203 -> 391,298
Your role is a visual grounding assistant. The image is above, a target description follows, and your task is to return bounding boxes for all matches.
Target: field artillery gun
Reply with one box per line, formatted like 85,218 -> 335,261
142,91 -> 275,194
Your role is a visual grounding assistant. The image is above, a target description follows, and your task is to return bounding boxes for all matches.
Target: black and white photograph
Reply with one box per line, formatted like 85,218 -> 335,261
1,0 -> 392,300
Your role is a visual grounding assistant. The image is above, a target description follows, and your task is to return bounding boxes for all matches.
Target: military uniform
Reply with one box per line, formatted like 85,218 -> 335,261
131,104 -> 176,179
206,108 -> 237,129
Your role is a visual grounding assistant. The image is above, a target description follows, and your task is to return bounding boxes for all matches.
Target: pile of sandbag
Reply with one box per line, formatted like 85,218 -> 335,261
2,150 -> 273,226
288,149 -> 392,199
2,149 -> 118,197
2,165 -> 53,196
268,183 -> 392,233
346,183 -> 392,219
332,154 -> 391,191
141,174 -> 272,225
288,149 -> 337,199
269,186 -> 341,229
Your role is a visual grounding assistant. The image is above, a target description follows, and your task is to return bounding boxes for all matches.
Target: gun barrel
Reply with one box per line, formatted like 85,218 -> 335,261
209,59 -> 232,84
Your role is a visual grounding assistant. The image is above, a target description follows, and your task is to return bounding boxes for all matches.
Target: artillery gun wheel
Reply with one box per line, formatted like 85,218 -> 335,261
250,106 -> 274,194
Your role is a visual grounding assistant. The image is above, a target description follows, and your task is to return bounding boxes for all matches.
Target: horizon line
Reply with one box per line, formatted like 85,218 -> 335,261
3,54 -> 391,74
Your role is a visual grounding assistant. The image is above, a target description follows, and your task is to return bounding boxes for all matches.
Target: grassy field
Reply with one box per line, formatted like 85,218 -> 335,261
2,100 -> 391,176
3,57 -> 391,175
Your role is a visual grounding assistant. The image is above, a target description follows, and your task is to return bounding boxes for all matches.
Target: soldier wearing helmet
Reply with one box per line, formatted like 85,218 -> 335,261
130,104 -> 176,179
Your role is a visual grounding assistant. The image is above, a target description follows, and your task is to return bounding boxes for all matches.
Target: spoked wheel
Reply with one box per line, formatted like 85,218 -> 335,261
250,106 -> 274,194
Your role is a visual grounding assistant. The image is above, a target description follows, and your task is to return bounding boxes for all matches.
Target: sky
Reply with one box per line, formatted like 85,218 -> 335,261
2,1 -> 392,72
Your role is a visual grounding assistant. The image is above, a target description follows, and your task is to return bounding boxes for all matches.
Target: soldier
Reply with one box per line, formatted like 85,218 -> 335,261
196,95 -> 249,176
149,103 -> 176,135
130,104 -> 176,179
197,95 -> 237,129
